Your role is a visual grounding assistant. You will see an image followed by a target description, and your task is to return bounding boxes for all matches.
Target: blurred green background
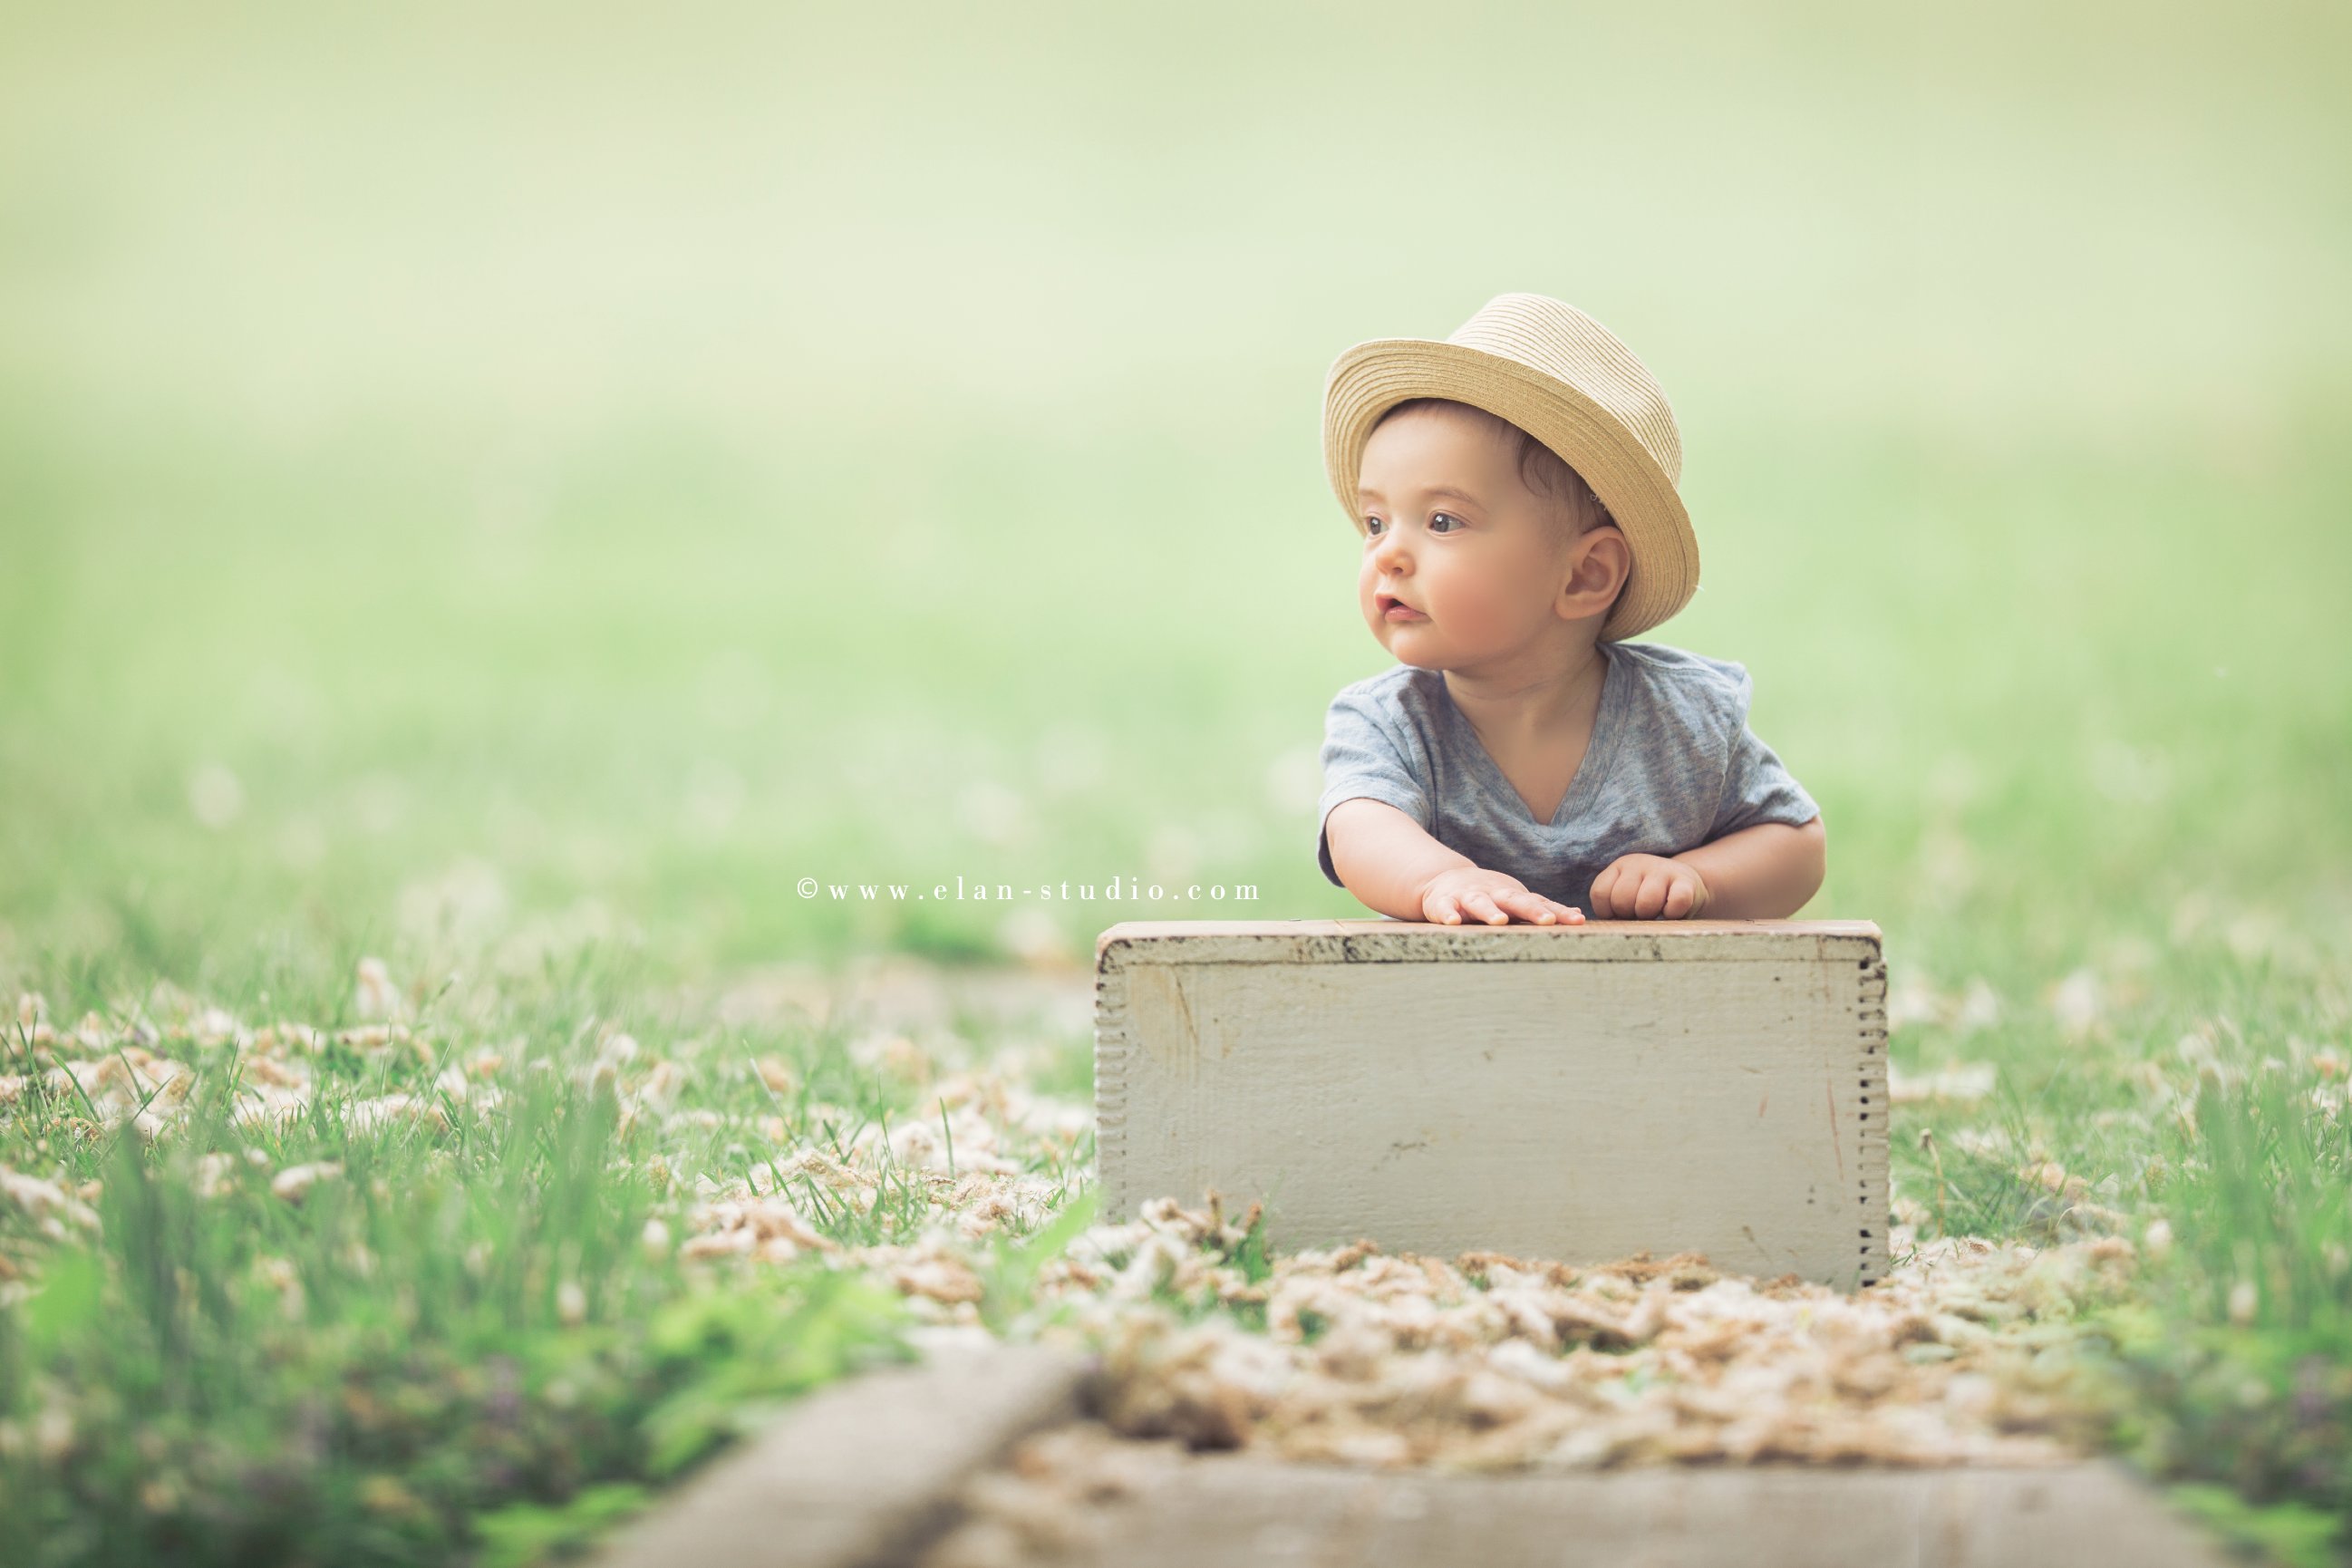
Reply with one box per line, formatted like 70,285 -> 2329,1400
4,0 -> 2347,993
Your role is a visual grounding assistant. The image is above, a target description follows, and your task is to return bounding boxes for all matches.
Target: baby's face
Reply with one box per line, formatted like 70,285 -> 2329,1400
1353,404 -> 1580,669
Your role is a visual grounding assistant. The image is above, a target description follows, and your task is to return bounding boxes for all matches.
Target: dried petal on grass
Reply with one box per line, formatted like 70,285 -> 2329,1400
1889,1061 -> 1998,1104
890,1251 -> 987,1305
353,957 -> 402,1021
346,1093 -> 450,1136
270,1162 -> 343,1205
1013,1198 -> 2140,1476
2049,969 -> 2104,1040
1,1167 -> 102,1236
1886,977 -> 2003,1035
680,1197 -> 838,1264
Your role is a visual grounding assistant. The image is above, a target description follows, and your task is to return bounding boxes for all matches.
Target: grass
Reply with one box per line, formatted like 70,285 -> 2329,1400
1884,931 -> 2352,1562
0,944 -> 1108,1563
5,0 -> 2351,1561
0,966 -> 972,1566
2109,1066 -> 2352,1566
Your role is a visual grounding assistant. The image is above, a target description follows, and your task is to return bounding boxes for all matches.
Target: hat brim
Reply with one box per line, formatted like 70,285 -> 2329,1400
1322,337 -> 1699,644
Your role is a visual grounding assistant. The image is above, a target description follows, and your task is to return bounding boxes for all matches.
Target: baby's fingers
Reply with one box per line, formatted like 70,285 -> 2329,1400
1662,878 -> 1697,919
1634,872 -> 1672,919
1598,872 -> 1642,919
1496,890 -> 1566,924
1461,889 -> 1511,925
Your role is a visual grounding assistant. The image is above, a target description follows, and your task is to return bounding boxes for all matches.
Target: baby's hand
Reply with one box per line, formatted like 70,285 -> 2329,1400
1418,867 -> 1585,927
1589,855 -> 1710,920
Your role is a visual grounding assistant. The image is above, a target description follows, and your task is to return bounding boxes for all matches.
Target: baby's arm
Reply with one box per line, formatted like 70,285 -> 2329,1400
1670,816 -> 1826,918
1325,799 -> 1583,925
1597,671 -> 1826,921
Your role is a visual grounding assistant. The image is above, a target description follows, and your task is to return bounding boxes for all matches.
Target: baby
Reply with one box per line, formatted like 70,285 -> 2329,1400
1314,293 -> 1826,925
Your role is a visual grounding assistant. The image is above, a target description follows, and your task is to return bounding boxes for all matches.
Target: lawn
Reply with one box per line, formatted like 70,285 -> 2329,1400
4,2 -> 2349,1563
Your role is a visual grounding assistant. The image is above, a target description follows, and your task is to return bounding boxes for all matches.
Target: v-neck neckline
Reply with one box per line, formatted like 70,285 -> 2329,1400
1440,644 -> 1624,830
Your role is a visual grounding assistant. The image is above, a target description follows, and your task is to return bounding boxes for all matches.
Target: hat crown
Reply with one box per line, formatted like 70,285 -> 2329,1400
1445,293 -> 1683,484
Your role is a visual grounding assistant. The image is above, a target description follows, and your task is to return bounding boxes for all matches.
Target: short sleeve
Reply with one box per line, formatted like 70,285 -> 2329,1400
1708,680 -> 1821,839
1314,685 -> 1433,887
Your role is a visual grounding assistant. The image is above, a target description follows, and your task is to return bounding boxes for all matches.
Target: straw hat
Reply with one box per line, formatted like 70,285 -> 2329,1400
1321,293 -> 1699,643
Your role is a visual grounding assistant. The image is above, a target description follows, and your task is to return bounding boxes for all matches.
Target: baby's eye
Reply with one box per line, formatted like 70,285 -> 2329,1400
1363,516 -> 1387,537
1428,511 -> 1464,534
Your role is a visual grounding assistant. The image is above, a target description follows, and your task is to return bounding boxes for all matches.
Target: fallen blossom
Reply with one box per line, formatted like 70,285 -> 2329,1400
943,1197 -> 2142,1474
2049,969 -> 2104,1040
271,1162 -> 344,1205
353,957 -> 402,1021
1,1167 -> 102,1236
1888,1061 -> 1997,1104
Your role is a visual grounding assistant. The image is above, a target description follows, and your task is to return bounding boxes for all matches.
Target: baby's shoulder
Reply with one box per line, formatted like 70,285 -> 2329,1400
1608,641 -> 1757,729
1329,663 -> 1448,718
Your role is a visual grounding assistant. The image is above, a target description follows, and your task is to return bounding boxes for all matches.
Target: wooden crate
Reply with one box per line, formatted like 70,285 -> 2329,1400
1095,919 -> 1889,1290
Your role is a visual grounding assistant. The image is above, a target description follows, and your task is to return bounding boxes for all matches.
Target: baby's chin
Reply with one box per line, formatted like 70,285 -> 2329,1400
1373,625 -> 1452,670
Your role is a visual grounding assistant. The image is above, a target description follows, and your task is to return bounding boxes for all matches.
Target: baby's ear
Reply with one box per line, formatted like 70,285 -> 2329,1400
1577,523 -> 1632,590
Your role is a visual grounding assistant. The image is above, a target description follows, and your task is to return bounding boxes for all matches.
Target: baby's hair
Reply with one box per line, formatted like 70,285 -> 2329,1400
1371,397 -> 1616,540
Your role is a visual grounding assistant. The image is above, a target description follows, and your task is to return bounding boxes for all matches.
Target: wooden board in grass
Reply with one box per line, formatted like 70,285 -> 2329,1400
1093,919 -> 1889,1291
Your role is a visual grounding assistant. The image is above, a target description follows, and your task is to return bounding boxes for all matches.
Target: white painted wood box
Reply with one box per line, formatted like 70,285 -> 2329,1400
1095,919 -> 1889,1290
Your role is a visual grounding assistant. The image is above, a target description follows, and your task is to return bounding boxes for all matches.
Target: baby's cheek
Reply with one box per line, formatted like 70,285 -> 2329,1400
1441,574 -> 1516,630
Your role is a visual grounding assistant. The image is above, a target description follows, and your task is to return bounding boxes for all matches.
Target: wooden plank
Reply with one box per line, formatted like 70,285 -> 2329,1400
1098,920 -> 1888,1289
1098,918 -> 1883,966
591,1345 -> 1091,1568
1037,1457 -> 2231,1568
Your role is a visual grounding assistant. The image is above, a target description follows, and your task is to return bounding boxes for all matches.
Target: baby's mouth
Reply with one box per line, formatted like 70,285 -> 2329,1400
1378,593 -> 1427,622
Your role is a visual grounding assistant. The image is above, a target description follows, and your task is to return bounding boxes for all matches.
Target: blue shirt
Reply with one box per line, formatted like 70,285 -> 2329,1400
1315,641 -> 1821,915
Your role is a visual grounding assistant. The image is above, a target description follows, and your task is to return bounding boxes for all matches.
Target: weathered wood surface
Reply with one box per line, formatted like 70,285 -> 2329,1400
1098,918 -> 1883,964
1037,1456 -> 2231,1568
589,1343 -> 1091,1568
1097,920 -> 1888,1289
